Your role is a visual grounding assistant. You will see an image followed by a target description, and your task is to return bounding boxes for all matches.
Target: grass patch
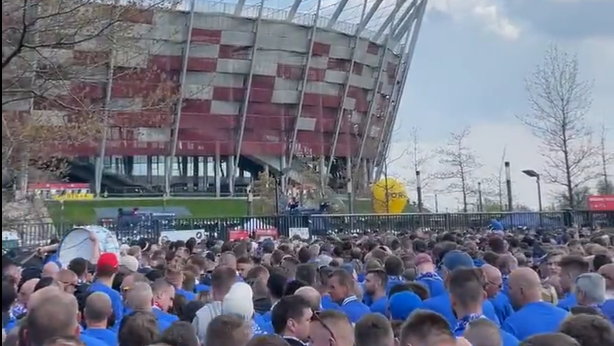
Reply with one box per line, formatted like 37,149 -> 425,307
45,197 -> 414,224
47,198 -> 250,224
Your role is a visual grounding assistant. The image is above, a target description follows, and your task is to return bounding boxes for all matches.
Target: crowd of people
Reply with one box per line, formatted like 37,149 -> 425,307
2,227 -> 614,346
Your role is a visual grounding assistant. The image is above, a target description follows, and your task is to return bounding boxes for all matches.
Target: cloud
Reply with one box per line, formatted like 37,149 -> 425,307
504,0 -> 614,39
428,0 -> 521,40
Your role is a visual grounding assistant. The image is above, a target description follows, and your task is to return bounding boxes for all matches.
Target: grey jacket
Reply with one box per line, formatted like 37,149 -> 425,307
192,301 -> 223,343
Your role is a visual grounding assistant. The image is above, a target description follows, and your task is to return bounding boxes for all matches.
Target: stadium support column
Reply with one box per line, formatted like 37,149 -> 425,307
215,148 -> 221,197
165,0 -> 196,197
288,0 -> 321,170
233,0 -> 264,197
192,156 -> 199,191
374,0 -> 426,181
327,0 -> 369,179
146,156 -> 153,185
505,161 -> 513,210
228,155 -> 235,195
319,156 -> 326,193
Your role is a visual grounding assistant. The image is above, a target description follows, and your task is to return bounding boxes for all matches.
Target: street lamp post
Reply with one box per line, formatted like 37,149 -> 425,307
522,169 -> 543,212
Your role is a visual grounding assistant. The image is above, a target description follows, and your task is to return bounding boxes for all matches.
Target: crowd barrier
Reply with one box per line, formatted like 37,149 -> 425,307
3,211 -> 613,249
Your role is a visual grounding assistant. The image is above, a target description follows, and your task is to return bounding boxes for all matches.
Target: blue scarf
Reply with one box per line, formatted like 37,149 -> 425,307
454,314 -> 484,335
416,272 -> 443,281
10,303 -> 26,320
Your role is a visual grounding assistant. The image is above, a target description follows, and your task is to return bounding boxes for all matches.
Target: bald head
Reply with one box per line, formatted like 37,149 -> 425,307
126,282 -> 153,311
18,278 -> 39,305
42,262 -> 60,278
482,264 -> 501,280
85,292 -> 112,324
510,267 -> 541,288
295,286 -> 322,311
57,269 -> 78,293
57,269 -> 77,282
598,263 -> 614,290
28,286 -> 62,310
509,268 -> 542,308
482,264 -> 503,299
25,290 -> 79,345
311,310 -> 354,346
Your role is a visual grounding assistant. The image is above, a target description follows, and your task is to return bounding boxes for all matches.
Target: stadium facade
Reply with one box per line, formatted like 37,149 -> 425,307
4,0 -> 427,196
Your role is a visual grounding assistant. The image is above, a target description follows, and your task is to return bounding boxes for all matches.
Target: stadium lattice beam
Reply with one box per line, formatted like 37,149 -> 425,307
287,0 -> 302,21
355,0 -> 384,34
373,0 -> 411,41
326,0 -> 349,29
374,0 -> 427,181
234,0 -> 246,15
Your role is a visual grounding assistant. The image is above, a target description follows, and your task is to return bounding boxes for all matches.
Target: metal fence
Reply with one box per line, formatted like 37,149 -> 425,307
3,211 -> 613,249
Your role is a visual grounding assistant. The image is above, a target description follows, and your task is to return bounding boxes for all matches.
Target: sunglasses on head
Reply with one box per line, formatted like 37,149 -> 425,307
311,310 -> 336,343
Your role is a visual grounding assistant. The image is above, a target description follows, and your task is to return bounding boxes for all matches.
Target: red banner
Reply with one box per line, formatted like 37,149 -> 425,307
228,228 -> 279,241
588,195 -> 614,211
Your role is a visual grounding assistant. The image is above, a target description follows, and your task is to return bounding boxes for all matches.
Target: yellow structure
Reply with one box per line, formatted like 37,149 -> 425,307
372,178 -> 408,213
53,193 -> 94,201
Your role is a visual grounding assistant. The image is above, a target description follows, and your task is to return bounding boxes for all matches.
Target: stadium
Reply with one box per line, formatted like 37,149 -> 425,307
3,0 -> 427,197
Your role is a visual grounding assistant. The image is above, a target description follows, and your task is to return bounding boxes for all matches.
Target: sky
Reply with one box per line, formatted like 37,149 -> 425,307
386,0 -> 614,211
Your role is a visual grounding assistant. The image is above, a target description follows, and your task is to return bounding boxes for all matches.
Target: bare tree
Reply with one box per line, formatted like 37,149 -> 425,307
436,127 -> 481,212
519,45 -> 598,209
556,185 -> 591,210
597,124 -> 613,194
2,0 -> 180,189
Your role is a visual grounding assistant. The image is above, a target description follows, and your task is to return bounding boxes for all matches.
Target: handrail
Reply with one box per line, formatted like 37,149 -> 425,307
175,1 -> 385,46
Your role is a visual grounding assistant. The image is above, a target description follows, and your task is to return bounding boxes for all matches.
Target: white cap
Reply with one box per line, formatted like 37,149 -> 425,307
222,282 -> 254,321
120,255 -> 139,272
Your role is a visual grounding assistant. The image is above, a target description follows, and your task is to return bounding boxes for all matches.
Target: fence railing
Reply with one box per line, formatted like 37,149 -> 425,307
3,211 -> 613,249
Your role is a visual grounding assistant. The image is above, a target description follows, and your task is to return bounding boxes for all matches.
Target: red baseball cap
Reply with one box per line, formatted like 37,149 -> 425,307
97,253 -> 119,272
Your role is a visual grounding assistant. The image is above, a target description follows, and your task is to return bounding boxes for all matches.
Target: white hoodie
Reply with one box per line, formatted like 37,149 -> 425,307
192,300 -> 223,342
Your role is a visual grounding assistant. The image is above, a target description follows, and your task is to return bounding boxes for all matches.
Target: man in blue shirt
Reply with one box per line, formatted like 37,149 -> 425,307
421,250 -> 501,328
448,268 -> 518,346
25,287 -> 106,346
152,278 -> 180,325
125,281 -> 174,332
363,269 -> 388,315
574,273 -> 608,314
384,256 -> 405,293
388,291 -> 422,322
328,269 -> 370,323
598,263 -> 614,323
165,266 -> 197,301
483,264 -> 514,323
496,254 -> 518,297
88,253 -> 123,331
414,253 -> 446,297
503,267 -> 568,340
557,255 -> 589,311
82,292 -> 118,346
